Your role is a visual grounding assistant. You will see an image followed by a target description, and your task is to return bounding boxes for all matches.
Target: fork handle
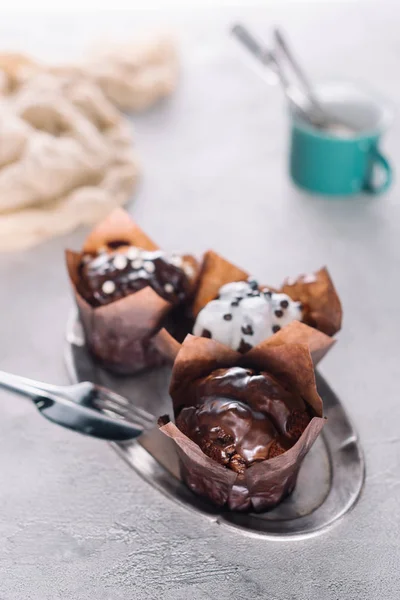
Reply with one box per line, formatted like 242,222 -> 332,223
0,370 -> 56,400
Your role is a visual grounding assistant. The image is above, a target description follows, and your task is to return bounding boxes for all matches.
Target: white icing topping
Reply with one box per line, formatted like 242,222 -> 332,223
144,261 -> 155,273
183,263 -> 195,279
102,280 -> 116,294
164,283 -> 174,294
170,254 -> 183,268
131,258 -> 143,270
218,280 -> 253,299
284,277 -> 296,286
193,280 -> 303,352
127,247 -> 140,260
113,254 -> 128,270
301,273 -> 317,284
285,272 -> 317,286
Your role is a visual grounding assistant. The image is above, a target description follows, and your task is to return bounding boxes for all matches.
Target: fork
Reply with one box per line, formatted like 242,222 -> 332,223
0,369 -> 155,441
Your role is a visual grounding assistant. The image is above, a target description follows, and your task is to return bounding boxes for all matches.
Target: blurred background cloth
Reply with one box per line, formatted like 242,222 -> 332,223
0,36 -> 178,251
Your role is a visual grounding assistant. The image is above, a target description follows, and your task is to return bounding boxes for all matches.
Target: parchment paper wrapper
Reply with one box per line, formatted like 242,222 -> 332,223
192,250 -> 249,317
159,327 -> 325,512
280,267 -> 342,337
66,208 -> 198,374
188,250 -> 340,366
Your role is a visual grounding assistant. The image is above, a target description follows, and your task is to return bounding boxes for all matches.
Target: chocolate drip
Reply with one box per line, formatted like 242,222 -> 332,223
78,246 -> 190,307
176,366 -> 310,473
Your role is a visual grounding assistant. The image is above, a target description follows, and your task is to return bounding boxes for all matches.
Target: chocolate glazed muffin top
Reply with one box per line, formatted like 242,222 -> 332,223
77,244 -> 193,308
176,366 -> 311,474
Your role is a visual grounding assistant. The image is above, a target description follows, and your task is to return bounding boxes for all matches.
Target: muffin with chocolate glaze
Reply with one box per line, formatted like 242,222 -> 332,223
160,328 -> 325,512
176,366 -> 311,473
78,246 -> 193,308
66,209 -> 198,374
189,250 -> 342,363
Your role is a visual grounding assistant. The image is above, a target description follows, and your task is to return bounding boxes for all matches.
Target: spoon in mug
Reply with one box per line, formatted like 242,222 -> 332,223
232,24 -> 355,135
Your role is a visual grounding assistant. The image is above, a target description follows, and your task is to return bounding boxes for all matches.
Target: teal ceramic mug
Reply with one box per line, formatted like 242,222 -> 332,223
290,82 -> 394,196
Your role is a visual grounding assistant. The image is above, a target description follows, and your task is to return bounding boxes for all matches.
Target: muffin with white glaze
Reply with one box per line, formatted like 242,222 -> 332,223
189,250 -> 342,360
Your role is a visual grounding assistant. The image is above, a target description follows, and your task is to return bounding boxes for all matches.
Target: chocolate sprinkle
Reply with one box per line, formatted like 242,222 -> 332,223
241,324 -> 254,336
275,309 -> 284,318
280,299 -> 289,309
201,329 -> 212,339
223,313 -> 233,321
264,290 -> 272,298
238,339 -> 253,353
77,246 -> 191,307
272,325 -> 281,333
248,279 -> 259,290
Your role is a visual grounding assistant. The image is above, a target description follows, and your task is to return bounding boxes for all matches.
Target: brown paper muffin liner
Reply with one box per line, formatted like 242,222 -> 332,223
192,250 -> 249,317
280,267 -> 343,337
186,250 -> 340,365
159,328 -> 325,512
66,208 -> 199,374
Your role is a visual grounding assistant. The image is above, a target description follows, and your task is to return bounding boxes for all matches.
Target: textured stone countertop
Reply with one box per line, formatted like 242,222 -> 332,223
0,3 -> 399,599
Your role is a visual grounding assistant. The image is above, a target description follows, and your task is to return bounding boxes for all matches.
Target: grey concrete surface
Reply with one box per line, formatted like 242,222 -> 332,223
0,3 -> 400,599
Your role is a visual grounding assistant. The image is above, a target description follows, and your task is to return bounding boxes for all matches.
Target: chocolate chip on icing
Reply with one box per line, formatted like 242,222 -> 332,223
231,300 -> 239,307
275,309 -> 284,318
102,280 -> 116,295
241,324 -> 254,335
131,259 -> 143,270
238,339 -> 253,353
280,299 -> 289,309
264,290 -> 272,298
223,313 -> 232,321
113,255 -> 128,270
164,283 -> 174,294
202,329 -> 212,339
272,325 -> 281,334
248,279 -> 258,290
144,261 -> 155,273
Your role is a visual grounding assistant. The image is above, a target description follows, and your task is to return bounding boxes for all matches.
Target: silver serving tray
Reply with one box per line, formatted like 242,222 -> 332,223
65,313 -> 365,540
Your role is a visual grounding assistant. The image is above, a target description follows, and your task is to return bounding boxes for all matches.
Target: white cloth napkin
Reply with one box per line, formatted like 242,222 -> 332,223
0,36 -> 178,251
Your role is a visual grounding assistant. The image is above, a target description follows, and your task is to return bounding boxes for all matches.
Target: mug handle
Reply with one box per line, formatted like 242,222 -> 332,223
364,149 -> 393,195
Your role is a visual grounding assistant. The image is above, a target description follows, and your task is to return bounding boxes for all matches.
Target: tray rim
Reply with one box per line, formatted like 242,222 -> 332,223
65,310 -> 365,541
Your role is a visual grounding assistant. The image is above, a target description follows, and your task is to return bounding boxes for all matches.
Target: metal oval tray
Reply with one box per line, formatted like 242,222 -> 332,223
65,313 -> 365,540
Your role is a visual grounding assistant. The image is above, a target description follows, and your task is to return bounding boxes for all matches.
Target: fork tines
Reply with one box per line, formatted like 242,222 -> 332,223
94,388 -> 155,430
